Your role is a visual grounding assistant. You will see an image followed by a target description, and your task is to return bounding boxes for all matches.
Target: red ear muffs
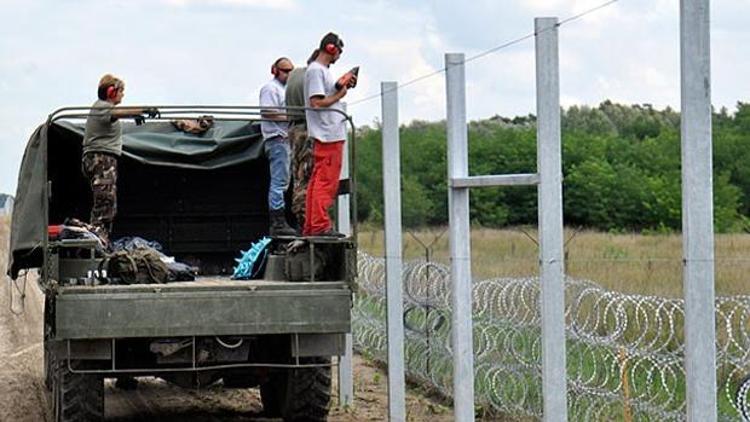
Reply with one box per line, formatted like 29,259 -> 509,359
106,85 -> 117,99
325,43 -> 338,55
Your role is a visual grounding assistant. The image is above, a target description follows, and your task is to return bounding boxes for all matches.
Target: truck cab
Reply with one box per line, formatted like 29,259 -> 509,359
7,106 -> 357,422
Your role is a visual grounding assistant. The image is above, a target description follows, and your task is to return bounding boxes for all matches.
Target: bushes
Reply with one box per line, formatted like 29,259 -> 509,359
354,101 -> 750,233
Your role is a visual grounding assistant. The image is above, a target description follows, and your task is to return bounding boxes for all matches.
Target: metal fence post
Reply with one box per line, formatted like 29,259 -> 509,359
337,103 -> 354,408
381,81 -> 407,421
535,17 -> 568,422
680,0 -> 717,420
445,52 -> 475,422
337,102 -> 352,236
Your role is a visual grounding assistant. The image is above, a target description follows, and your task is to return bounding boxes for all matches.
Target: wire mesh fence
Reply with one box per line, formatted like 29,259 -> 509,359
353,251 -> 750,420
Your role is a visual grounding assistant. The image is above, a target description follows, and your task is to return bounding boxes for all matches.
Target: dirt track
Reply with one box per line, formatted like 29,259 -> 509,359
0,219 -> 451,421
0,271 -> 49,422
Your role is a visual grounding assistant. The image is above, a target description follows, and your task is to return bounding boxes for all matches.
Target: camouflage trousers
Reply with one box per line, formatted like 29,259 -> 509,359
289,124 -> 313,228
82,152 -> 118,242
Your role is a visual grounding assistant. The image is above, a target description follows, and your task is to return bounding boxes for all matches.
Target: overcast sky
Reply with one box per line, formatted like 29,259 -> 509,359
1,0 -> 748,195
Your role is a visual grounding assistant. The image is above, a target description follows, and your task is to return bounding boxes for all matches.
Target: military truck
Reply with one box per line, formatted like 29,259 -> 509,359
7,106 -> 357,422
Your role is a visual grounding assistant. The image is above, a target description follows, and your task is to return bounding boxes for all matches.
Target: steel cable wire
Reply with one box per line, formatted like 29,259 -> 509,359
347,0 -> 621,108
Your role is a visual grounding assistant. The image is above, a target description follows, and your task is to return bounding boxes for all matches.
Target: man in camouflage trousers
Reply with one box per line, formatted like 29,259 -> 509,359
286,49 -> 319,228
82,74 -> 158,245
289,125 -> 313,228
82,153 -> 118,240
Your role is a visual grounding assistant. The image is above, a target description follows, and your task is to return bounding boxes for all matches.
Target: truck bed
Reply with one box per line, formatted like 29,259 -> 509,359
59,276 -> 342,293
54,277 -> 352,340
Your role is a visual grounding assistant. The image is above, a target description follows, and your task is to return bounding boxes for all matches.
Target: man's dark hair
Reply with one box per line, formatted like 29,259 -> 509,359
307,49 -> 320,65
319,32 -> 344,52
273,57 -> 291,68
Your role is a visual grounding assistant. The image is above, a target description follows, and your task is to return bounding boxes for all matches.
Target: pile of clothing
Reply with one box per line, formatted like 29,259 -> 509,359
50,219 -> 198,285
108,237 -> 198,284
48,218 -> 108,256
171,115 -> 214,135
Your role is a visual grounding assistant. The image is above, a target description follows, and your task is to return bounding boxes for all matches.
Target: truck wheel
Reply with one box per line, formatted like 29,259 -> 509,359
260,357 -> 332,422
44,297 -> 54,391
259,379 -> 283,417
51,359 -> 104,422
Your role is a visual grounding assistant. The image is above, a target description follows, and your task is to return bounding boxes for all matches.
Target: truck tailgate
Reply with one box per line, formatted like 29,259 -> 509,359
54,278 -> 351,339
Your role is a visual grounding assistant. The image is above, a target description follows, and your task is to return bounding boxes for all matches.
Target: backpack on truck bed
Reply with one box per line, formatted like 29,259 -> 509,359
103,247 -> 170,284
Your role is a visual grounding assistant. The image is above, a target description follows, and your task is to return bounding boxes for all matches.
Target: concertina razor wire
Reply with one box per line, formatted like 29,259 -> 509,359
352,252 -> 750,421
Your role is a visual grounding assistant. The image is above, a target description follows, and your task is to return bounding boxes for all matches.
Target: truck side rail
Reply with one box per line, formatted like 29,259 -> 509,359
45,104 -> 357,239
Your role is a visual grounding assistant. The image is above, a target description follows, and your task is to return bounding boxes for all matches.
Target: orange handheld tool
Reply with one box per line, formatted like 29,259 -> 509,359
335,66 -> 360,90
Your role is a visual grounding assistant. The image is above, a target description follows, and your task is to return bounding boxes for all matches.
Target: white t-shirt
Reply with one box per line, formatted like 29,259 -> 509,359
304,61 -> 347,143
259,78 -> 288,140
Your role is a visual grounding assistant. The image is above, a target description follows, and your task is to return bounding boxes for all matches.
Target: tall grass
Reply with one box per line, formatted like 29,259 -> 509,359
358,225 -> 750,298
354,238 -> 750,419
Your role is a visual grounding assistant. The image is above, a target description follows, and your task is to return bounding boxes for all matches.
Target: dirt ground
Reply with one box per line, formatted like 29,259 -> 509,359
0,273 -> 49,422
0,220 -> 451,421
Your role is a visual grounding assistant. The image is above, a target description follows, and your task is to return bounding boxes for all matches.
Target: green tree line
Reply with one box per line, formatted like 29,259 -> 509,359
354,101 -> 750,233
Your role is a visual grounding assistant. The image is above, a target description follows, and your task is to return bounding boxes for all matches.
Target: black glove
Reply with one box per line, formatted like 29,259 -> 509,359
134,115 -> 146,126
144,107 -> 160,119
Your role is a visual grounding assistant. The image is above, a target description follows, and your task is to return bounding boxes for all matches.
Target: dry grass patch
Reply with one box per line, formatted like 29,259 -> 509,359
358,226 -> 750,298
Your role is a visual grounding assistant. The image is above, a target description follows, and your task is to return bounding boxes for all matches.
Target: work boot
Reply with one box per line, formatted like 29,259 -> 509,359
269,209 -> 297,236
313,229 -> 346,238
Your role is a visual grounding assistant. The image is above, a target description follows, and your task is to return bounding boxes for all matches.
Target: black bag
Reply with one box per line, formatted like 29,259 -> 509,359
284,245 -> 327,281
166,261 -> 196,282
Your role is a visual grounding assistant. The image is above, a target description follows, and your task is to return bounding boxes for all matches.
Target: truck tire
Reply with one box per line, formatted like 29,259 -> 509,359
51,358 -> 104,422
44,296 -> 54,391
260,357 -> 332,421
259,380 -> 283,417
44,339 -> 53,391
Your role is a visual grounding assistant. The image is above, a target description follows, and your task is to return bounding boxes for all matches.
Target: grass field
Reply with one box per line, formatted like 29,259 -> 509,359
358,225 -> 750,298
354,227 -> 750,419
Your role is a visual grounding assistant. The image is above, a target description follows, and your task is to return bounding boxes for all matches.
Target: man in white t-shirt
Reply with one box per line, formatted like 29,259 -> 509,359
303,32 -> 355,236
260,57 -> 296,236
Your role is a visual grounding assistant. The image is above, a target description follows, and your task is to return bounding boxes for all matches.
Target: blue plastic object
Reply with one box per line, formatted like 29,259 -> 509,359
232,237 -> 272,280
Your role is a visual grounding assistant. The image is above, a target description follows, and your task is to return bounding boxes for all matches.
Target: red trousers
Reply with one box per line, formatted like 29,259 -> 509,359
303,139 -> 344,235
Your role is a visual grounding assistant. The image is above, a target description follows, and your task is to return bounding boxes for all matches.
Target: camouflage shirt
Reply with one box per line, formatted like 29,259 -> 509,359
83,99 -> 122,156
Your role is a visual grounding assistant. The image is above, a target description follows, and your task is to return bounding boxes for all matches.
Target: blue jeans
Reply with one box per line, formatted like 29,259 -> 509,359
264,136 -> 291,211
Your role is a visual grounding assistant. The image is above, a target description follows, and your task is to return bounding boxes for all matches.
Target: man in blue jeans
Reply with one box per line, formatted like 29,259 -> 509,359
260,57 -> 297,236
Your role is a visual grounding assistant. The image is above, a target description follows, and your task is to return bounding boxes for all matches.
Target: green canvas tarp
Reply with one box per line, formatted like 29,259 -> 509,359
60,120 -> 265,169
8,119 -> 265,279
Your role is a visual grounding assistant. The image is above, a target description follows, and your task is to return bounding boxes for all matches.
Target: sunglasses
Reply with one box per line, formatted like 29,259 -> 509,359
278,67 -> 294,73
